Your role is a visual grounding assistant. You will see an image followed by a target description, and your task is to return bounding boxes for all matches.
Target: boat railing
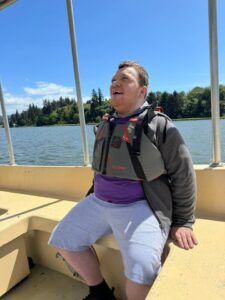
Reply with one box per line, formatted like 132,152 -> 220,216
0,82 -> 15,165
208,0 -> 223,166
66,0 -> 90,166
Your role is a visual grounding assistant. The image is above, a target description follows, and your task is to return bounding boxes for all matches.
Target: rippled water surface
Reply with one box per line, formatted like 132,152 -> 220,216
0,119 -> 224,165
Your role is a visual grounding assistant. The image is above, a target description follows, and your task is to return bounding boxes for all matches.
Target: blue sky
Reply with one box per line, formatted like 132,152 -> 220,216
0,0 -> 225,114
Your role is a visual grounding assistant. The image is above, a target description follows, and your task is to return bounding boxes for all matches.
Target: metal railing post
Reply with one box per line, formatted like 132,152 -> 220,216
66,0 -> 90,166
0,82 -> 16,165
208,0 -> 223,166
0,0 -> 17,10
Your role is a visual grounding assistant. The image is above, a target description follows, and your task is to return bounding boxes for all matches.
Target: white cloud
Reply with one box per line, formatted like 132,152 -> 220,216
3,92 -> 42,115
24,81 -> 74,96
1,81 -> 92,115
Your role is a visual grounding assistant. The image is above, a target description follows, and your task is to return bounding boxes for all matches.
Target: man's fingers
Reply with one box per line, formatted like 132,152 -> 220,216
190,232 -> 198,245
175,233 -> 185,249
187,235 -> 195,248
182,234 -> 191,250
186,232 -> 198,248
176,234 -> 191,249
172,228 -> 198,250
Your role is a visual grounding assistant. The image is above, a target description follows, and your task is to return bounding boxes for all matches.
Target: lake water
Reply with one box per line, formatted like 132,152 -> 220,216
0,119 -> 224,165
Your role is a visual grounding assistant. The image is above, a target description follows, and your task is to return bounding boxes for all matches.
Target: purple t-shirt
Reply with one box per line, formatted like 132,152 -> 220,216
94,174 -> 145,204
94,110 -> 146,204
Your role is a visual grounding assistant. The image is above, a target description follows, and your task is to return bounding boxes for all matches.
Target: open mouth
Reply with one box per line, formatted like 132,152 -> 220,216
113,91 -> 123,95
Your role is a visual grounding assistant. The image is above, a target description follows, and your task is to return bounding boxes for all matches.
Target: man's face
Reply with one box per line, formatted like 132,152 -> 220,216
110,67 -> 147,116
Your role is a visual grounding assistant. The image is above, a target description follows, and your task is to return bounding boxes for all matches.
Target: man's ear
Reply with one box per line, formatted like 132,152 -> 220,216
141,86 -> 148,97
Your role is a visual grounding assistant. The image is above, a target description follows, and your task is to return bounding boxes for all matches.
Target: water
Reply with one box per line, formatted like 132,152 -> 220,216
0,120 -> 224,165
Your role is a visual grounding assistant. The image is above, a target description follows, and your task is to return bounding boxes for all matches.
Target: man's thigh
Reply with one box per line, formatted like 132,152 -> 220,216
48,193 -> 112,251
107,200 -> 170,285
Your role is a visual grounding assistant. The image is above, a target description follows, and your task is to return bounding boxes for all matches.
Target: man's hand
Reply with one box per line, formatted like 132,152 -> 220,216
170,227 -> 198,250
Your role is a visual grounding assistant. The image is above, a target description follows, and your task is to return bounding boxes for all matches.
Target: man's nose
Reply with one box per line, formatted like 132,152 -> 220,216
111,80 -> 120,87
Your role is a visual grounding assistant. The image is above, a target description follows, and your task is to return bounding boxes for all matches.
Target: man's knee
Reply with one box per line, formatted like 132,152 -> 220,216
124,248 -> 161,285
125,278 -> 151,300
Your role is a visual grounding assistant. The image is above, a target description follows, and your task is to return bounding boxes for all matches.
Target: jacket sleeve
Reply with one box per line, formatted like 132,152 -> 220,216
154,116 -> 196,228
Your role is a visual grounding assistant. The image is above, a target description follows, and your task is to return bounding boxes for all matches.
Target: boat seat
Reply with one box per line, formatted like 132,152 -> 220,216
0,190 -> 125,297
0,190 -> 225,300
0,190 -> 121,249
149,217 -> 225,300
0,189 -> 168,299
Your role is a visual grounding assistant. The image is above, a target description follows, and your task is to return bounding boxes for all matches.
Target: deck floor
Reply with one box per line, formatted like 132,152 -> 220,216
2,265 -> 88,300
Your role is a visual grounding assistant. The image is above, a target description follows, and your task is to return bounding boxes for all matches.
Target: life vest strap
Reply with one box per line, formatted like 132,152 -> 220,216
125,141 -> 147,180
132,104 -> 156,155
102,116 -> 116,174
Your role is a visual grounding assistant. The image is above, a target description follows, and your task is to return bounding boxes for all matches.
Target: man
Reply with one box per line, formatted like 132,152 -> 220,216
49,61 -> 198,300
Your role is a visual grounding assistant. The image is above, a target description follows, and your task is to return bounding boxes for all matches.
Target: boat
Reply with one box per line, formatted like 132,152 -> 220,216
0,1 -> 224,299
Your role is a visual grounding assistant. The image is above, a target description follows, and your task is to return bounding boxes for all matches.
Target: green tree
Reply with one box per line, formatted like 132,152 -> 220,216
97,88 -> 104,106
90,89 -> 98,121
49,111 -> 59,125
159,92 -> 170,115
42,100 -> 52,115
219,85 -> 225,116
146,92 -> 157,104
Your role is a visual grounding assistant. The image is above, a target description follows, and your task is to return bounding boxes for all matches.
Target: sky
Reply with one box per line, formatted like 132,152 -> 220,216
0,0 -> 225,115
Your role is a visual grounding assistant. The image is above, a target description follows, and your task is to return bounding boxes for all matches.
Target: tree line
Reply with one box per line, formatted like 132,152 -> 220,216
6,85 -> 225,127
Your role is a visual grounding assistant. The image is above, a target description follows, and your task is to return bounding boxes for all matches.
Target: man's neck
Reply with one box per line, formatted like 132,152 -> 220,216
116,101 -> 148,118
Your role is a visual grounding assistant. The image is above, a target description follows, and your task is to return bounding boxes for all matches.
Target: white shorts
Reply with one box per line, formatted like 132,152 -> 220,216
48,193 -> 170,285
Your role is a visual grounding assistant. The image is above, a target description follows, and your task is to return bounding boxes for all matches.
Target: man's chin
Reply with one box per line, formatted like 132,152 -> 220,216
110,99 -> 122,109
111,105 -> 126,116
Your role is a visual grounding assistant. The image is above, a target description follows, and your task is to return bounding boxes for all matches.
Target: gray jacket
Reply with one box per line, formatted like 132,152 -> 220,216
143,115 -> 196,229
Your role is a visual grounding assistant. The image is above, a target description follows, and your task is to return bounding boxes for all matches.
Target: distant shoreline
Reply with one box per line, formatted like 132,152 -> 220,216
174,116 -> 225,121
0,116 -> 224,128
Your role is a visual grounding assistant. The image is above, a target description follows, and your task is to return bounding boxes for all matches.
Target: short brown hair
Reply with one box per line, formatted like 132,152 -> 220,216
118,60 -> 149,87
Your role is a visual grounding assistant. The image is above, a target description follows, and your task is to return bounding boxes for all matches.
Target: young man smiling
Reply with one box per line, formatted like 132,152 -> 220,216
49,61 -> 198,300
110,65 -> 148,116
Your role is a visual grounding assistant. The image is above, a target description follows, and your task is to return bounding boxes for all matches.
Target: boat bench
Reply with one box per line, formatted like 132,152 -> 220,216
0,190 -> 127,297
0,190 -> 225,300
0,190 -> 122,249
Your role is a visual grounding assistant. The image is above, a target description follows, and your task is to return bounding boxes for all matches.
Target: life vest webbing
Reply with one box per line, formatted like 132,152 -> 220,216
102,120 -> 116,174
132,106 -> 156,155
125,142 -> 147,180
132,109 -> 148,155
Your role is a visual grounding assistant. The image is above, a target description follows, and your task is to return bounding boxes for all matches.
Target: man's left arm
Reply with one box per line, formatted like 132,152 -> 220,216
157,117 -> 198,250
